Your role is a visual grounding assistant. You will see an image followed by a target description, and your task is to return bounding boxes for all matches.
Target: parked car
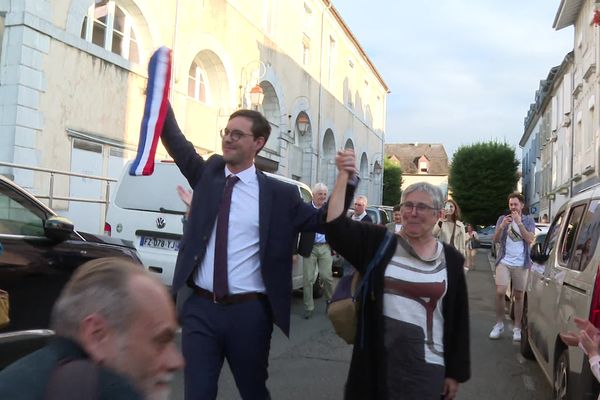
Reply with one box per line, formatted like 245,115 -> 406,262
535,222 -> 550,237
366,205 -> 391,226
477,225 -> 495,248
105,160 -> 322,296
0,175 -> 142,369
521,189 -> 600,399
371,204 -> 394,225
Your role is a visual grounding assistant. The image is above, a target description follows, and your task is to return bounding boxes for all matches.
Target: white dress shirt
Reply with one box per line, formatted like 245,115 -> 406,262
194,165 -> 265,294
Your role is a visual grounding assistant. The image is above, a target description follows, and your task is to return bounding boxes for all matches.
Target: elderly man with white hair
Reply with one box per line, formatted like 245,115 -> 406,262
297,182 -> 334,319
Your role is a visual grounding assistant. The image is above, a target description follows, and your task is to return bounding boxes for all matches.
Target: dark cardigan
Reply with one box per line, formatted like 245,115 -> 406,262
325,214 -> 471,400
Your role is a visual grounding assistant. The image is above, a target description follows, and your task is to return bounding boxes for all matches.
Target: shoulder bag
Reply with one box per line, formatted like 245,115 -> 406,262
327,231 -> 395,346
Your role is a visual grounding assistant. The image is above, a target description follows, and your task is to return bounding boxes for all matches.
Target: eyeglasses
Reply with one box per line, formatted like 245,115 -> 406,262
354,203 -> 366,207
400,202 -> 439,214
220,128 -> 254,142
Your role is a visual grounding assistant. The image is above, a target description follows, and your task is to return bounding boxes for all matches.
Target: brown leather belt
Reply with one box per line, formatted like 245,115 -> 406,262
190,284 -> 267,305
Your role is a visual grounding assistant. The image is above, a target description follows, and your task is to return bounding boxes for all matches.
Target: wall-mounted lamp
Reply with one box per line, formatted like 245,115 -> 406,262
558,187 -> 569,195
249,84 -> 264,109
373,161 -> 383,176
296,113 -> 310,135
547,193 -> 556,200
238,60 -> 266,109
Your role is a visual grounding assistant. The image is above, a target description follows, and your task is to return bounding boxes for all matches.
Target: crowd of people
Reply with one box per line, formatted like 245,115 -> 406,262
7,101 -> 600,400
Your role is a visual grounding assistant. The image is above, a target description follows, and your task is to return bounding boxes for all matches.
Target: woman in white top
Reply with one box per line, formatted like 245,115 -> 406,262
465,224 -> 479,270
433,199 -> 466,260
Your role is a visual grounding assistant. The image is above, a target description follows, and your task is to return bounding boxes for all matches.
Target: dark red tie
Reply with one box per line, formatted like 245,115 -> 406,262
213,175 -> 240,301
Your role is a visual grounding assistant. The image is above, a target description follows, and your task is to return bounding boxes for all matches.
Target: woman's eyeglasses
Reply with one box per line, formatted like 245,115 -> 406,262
220,128 -> 254,142
400,202 -> 438,214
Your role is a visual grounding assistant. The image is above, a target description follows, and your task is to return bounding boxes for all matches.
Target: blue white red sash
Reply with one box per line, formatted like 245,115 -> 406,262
130,46 -> 172,176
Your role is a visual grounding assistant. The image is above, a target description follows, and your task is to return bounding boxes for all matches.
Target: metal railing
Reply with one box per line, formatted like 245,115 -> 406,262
0,161 -> 117,209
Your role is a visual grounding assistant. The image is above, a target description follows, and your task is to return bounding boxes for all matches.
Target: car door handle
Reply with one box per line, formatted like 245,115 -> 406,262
541,276 -> 551,285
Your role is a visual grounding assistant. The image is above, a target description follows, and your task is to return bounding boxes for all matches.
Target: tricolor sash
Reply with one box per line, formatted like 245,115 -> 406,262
130,46 -> 172,176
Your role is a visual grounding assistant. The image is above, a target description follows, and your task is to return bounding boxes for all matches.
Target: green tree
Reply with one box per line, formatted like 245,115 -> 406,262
382,158 -> 402,206
449,142 -> 519,226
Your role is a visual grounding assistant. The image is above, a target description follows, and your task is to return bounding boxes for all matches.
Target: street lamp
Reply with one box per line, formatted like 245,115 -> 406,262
373,161 -> 383,176
296,113 -> 310,135
249,84 -> 264,109
238,60 -> 266,110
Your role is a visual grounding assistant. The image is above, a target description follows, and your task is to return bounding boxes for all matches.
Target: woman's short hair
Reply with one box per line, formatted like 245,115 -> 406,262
401,182 -> 444,210
51,258 -> 145,338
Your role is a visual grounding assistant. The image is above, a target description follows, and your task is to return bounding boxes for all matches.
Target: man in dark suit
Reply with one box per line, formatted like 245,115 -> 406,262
297,183 -> 333,319
161,105 -> 354,399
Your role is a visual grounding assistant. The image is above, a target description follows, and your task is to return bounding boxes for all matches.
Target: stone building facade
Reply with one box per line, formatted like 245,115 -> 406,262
0,0 -> 388,232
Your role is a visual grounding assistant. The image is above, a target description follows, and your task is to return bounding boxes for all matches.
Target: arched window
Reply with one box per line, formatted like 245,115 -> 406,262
188,62 -> 209,103
80,0 -> 140,63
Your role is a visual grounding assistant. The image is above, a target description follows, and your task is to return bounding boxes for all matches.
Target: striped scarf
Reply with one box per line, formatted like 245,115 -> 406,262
129,46 -> 172,176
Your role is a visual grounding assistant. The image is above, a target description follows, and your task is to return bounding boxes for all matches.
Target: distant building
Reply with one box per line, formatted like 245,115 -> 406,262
385,143 -> 449,197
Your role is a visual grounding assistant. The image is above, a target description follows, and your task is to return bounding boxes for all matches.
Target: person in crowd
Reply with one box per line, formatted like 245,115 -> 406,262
488,192 -> 535,342
297,183 -> 334,319
465,224 -> 479,271
176,184 -> 193,229
433,198 -> 466,259
0,257 -> 184,400
560,317 -> 600,400
540,213 -> 550,224
160,104 -> 355,399
385,204 -> 402,234
351,195 -> 373,223
325,149 -> 470,400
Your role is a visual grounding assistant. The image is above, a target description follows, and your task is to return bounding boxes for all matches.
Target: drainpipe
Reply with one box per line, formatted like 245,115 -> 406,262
316,1 -> 332,184
170,0 -> 181,103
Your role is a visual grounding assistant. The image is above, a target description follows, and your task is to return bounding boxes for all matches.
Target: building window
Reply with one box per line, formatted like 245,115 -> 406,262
327,36 -> 336,84
81,0 -> 140,64
418,156 -> 429,173
302,35 -> 311,66
188,62 -> 208,103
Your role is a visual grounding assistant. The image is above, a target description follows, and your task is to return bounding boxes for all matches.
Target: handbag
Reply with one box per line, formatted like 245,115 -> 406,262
327,231 -> 395,346
0,289 -> 9,328
471,238 -> 481,249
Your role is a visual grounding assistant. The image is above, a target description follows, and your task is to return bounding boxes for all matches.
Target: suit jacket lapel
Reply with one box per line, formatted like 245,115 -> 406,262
257,171 -> 271,264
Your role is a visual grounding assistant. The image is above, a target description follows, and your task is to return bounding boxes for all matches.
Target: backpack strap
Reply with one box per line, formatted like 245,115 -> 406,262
45,359 -> 99,400
354,230 -> 396,348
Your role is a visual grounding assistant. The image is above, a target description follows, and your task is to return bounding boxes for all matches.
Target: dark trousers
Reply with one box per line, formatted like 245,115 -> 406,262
181,294 -> 273,400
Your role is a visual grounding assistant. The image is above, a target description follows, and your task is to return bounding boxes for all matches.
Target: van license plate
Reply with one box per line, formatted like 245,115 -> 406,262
140,236 -> 180,251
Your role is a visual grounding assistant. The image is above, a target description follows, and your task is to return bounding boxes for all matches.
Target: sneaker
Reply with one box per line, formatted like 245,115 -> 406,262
303,310 -> 313,319
513,328 -> 521,342
489,322 -> 504,339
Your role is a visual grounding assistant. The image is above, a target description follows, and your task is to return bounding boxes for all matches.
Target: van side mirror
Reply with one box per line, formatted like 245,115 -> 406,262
531,242 -> 548,263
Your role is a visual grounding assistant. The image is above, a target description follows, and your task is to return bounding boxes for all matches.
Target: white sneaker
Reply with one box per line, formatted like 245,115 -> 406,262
489,323 -> 504,339
513,328 -> 521,342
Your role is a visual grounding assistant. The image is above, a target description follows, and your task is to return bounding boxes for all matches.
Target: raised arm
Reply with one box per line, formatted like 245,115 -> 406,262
160,104 -> 205,186
326,149 -> 357,222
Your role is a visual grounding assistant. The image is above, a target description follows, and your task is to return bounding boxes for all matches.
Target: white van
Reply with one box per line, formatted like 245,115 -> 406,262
105,160 -> 315,292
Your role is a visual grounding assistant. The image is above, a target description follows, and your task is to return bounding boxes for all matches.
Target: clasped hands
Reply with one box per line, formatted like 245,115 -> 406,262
335,149 -> 358,177
560,317 -> 600,358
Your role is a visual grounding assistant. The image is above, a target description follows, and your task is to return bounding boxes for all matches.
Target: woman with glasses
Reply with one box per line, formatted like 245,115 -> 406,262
433,199 -> 467,264
325,150 -> 470,400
